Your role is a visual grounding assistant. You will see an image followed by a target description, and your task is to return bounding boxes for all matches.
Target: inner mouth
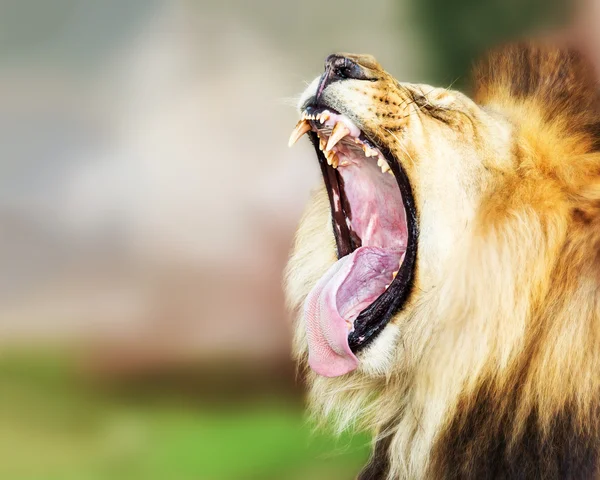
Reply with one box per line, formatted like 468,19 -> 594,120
289,105 -> 418,377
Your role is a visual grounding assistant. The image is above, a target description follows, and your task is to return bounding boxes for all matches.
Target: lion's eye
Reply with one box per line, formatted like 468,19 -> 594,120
413,94 -> 428,107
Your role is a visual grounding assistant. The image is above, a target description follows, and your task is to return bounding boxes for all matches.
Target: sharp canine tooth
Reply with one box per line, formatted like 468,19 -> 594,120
288,120 -> 312,147
326,123 -> 350,151
320,112 -> 330,123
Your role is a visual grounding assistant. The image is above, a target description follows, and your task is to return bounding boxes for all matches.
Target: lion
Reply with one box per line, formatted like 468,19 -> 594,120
285,43 -> 600,479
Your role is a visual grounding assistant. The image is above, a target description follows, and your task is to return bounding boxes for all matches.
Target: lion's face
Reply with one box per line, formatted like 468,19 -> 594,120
287,53 -> 510,377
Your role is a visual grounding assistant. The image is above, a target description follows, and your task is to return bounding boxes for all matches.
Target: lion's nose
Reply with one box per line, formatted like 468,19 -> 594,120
324,54 -> 371,81
316,53 -> 379,100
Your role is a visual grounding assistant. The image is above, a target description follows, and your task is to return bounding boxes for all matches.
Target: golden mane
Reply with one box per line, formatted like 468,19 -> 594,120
425,42 -> 600,478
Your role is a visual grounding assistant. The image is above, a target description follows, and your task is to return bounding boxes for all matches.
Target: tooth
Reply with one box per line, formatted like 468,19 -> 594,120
319,136 -> 327,151
331,153 -> 339,168
320,112 -> 330,123
325,149 -> 335,166
363,145 -> 375,157
325,149 -> 339,168
385,284 -> 390,289
288,120 -> 312,147
326,123 -> 350,151
392,270 -> 398,279
377,156 -> 391,173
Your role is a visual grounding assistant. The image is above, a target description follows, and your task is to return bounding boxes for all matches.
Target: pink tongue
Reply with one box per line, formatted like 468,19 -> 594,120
303,246 -> 400,377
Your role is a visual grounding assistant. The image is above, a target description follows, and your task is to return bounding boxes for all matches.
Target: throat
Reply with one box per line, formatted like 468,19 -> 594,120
336,153 -> 407,253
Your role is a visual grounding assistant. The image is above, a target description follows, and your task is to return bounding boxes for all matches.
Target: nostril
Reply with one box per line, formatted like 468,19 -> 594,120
316,54 -> 374,101
325,55 -> 371,81
336,63 -> 356,79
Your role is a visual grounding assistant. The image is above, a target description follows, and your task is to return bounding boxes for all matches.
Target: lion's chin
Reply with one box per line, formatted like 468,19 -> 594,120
289,106 -> 416,377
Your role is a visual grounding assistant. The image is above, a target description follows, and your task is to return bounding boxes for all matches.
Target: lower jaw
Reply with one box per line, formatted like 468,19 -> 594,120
304,244 -> 405,377
302,131 -> 418,377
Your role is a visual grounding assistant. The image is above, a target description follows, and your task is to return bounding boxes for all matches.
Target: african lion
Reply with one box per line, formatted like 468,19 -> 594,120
285,43 -> 600,478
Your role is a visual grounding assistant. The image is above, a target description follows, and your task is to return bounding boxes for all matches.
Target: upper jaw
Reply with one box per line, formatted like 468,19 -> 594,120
296,105 -> 393,175
297,77 -> 370,137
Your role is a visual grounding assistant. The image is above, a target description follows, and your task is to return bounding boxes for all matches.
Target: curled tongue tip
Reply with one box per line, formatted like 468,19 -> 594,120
304,247 -> 402,378
308,354 -> 359,377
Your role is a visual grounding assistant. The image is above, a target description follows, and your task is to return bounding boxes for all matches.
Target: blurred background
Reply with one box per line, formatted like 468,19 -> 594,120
0,0 -> 580,478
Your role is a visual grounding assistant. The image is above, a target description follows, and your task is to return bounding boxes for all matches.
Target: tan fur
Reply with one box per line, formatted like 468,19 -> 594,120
285,43 -> 600,478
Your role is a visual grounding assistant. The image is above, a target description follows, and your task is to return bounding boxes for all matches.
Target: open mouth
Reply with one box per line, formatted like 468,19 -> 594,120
289,105 -> 418,377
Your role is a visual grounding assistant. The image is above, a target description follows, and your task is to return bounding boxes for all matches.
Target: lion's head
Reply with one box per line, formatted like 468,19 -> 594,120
286,43 -> 600,478
286,52 -> 513,378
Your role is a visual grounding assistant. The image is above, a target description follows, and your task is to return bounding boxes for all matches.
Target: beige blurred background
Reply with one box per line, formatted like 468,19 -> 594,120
0,0 -> 426,371
0,0 -> 582,478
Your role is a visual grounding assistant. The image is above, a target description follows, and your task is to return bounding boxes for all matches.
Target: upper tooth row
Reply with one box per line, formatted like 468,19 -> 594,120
302,111 -> 330,123
289,115 -> 393,175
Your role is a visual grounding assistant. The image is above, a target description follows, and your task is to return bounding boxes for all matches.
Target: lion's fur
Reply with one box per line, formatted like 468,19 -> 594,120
285,42 -> 600,478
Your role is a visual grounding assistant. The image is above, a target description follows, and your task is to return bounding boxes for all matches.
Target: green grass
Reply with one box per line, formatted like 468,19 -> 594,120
0,353 -> 370,480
